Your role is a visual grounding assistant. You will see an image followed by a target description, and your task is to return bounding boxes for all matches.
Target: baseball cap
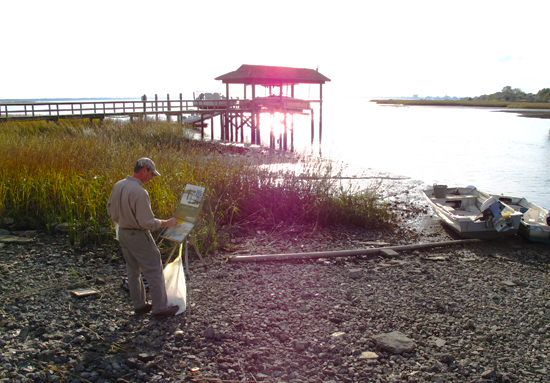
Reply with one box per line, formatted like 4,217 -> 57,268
136,157 -> 161,176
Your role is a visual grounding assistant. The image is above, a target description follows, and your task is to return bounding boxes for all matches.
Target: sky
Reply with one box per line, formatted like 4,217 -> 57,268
2,0 -> 549,100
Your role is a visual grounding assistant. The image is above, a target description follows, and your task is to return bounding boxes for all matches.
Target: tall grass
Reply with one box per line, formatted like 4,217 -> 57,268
0,119 -> 393,253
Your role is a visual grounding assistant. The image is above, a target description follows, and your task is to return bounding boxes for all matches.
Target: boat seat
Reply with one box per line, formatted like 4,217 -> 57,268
460,196 -> 477,208
436,203 -> 456,214
523,208 -> 541,223
443,195 -> 477,208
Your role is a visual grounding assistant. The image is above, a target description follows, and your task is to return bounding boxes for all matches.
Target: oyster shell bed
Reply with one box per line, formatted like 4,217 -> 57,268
2,208 -> 550,383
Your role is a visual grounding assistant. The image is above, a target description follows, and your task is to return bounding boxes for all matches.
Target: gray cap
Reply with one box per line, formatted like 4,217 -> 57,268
136,157 -> 161,176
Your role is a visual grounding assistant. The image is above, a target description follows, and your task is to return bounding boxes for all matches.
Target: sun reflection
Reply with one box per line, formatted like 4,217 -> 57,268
259,112 -> 292,146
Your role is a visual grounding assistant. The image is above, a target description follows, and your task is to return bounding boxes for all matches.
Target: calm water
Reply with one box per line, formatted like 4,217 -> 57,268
290,98 -> 550,208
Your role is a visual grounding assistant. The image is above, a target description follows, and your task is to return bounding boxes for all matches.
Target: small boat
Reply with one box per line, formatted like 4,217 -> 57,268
490,195 -> 550,244
193,92 -> 232,109
255,95 -> 310,111
182,114 -> 204,124
423,185 -> 523,239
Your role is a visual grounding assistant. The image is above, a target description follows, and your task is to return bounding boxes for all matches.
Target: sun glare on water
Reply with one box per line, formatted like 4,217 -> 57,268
258,112 -> 294,147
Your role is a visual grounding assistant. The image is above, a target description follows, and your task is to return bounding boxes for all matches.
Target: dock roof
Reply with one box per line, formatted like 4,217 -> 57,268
215,64 -> 331,86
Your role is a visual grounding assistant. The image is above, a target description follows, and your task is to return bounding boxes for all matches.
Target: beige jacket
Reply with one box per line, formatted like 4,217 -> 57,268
106,176 -> 161,231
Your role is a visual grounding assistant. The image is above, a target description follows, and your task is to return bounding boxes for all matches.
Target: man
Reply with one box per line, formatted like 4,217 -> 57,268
107,157 -> 179,319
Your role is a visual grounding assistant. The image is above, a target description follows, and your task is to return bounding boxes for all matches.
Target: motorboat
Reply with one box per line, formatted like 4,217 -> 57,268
182,114 -> 203,124
193,92 -> 232,109
490,194 -> 550,244
182,113 -> 213,128
255,95 -> 310,111
423,185 -> 523,239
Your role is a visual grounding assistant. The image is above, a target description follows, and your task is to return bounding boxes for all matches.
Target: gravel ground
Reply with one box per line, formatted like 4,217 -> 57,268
2,187 -> 550,383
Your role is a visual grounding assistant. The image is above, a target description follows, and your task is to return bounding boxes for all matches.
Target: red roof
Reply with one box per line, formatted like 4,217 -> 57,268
215,64 -> 331,86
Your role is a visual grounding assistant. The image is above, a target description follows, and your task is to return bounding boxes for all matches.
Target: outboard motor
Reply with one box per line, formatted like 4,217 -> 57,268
478,197 -> 512,231
479,197 -> 503,222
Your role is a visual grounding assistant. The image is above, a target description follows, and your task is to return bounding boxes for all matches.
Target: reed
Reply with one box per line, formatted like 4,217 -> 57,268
0,119 -> 393,252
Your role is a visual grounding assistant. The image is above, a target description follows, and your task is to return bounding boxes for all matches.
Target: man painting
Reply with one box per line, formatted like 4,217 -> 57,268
107,157 -> 179,319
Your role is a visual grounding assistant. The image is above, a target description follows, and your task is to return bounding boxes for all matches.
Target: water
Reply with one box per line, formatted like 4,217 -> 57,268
291,98 -> 550,208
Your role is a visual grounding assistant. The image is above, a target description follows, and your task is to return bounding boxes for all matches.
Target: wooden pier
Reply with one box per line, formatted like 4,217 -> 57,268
0,96 -> 215,124
0,65 -> 330,151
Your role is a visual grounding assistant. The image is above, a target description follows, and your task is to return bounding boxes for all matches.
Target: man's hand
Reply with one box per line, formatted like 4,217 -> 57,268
161,218 -> 178,228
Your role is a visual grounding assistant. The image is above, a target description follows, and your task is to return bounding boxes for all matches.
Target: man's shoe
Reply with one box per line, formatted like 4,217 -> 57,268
153,305 -> 179,319
135,303 -> 152,315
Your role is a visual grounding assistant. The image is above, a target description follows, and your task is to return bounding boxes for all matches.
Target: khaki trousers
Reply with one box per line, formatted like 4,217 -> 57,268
119,229 -> 168,314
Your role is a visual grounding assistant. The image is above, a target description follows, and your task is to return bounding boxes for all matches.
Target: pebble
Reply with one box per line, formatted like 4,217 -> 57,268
1,213 -> 550,382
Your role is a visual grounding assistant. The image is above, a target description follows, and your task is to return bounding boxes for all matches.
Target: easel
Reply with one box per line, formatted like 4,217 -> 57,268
164,234 -> 204,277
159,184 -> 206,277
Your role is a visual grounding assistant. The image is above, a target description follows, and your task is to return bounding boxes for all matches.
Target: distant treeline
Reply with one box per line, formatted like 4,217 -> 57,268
465,86 -> 550,103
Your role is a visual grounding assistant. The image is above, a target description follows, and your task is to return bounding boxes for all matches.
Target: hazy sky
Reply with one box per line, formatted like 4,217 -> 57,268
2,0 -> 549,100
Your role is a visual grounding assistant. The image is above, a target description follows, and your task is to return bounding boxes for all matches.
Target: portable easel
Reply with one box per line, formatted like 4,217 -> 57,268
159,184 -> 206,277
164,234 -> 204,277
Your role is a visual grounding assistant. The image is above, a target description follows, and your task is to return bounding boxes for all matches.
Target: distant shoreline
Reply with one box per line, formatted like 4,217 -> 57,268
371,99 -> 550,119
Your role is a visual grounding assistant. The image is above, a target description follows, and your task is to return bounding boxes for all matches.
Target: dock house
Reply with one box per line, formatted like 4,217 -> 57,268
214,64 -> 330,151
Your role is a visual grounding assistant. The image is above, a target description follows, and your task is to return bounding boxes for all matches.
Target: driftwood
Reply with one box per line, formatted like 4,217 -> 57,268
229,239 -> 480,262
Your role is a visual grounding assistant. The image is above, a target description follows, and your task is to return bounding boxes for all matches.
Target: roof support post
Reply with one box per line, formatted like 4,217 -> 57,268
319,84 -> 323,151
251,82 -> 257,145
291,113 -> 294,152
226,82 -> 230,142
310,108 -> 315,145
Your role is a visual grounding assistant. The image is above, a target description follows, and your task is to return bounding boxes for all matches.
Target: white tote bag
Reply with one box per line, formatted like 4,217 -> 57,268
163,253 -> 186,315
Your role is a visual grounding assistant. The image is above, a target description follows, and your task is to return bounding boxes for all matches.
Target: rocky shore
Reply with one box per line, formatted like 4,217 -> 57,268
2,189 -> 550,383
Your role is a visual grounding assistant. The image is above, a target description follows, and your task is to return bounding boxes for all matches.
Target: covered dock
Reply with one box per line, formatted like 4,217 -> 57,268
215,64 -> 331,151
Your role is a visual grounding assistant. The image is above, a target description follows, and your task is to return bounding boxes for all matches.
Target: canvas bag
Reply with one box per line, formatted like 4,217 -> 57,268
163,253 -> 186,315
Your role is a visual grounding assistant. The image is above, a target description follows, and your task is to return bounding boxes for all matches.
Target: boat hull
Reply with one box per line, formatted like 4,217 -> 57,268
423,187 -> 522,240
255,96 -> 310,111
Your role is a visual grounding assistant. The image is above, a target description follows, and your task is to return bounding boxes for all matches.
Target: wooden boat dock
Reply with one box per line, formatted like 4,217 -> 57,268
0,65 -> 331,151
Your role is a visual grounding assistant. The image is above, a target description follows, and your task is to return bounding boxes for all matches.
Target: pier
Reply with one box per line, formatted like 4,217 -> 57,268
0,65 -> 330,151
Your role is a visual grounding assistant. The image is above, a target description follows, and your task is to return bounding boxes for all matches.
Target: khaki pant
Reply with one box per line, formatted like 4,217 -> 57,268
119,229 -> 168,314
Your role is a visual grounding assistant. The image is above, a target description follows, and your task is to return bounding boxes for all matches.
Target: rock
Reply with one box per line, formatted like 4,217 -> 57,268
481,369 -> 495,378
358,351 -> 379,360
436,353 -> 455,364
204,326 -> 215,339
425,256 -> 449,261
0,234 -> 33,243
380,249 -> 399,258
502,280 -> 517,286
125,358 -> 138,369
465,319 -> 476,329
174,330 -> 185,342
55,223 -> 70,233
328,313 -> 346,324
373,331 -> 415,354
138,353 -> 155,363
348,268 -> 362,279
292,341 -> 308,352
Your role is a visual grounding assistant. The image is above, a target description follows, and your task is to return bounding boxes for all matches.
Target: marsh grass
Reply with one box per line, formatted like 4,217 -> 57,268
0,119 -> 393,253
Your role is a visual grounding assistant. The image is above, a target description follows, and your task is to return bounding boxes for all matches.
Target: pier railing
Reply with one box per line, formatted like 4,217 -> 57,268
0,99 -> 245,121
0,96 -> 320,122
